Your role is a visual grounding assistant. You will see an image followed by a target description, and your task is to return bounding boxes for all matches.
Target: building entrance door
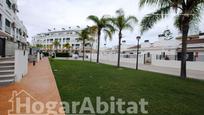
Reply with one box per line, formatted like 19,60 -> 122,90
177,52 -> 194,61
0,38 -> 6,57
144,53 -> 152,64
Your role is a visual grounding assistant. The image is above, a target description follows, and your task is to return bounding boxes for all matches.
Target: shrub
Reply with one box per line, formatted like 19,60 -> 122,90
56,53 -> 70,57
43,52 -> 49,57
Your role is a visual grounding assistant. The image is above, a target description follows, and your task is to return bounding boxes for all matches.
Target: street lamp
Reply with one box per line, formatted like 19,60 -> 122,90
136,36 -> 141,70
122,40 -> 126,44
104,44 -> 107,47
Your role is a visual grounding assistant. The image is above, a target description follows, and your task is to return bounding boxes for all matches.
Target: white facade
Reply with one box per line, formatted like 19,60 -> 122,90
139,38 -> 181,59
0,0 -> 28,57
103,30 -> 204,62
32,29 -> 94,52
0,0 -> 27,42
15,50 -> 28,81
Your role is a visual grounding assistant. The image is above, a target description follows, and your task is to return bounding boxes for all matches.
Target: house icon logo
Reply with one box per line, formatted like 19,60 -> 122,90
8,90 -> 42,115
8,90 -> 65,115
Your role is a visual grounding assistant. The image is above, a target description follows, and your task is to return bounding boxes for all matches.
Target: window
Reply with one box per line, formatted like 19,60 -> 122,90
76,44 -> 80,46
12,4 -> 16,12
6,0 -> 12,8
5,19 -> 10,27
62,38 -> 65,42
45,34 -> 49,36
5,19 -> 11,34
19,29 -> 22,35
147,52 -> 150,57
16,28 -> 19,38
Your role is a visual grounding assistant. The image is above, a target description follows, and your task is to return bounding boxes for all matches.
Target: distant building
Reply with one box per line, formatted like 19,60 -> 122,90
32,28 -> 96,53
104,30 -> 204,63
176,32 -> 204,61
0,0 -> 28,57
133,30 -> 204,62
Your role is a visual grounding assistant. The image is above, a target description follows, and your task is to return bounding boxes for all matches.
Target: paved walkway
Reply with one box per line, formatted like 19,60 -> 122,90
98,59 -> 204,80
0,58 -> 64,115
56,57 -> 204,80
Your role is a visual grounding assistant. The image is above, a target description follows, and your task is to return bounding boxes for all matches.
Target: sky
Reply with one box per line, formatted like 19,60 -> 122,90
17,0 -> 204,47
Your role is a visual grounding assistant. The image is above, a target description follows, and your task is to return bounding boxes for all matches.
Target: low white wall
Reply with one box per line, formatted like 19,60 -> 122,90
91,53 -> 144,64
37,52 -> 40,62
15,50 -> 28,82
152,60 -> 204,71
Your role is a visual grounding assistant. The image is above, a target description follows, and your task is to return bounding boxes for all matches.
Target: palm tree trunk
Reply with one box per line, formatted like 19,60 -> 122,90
117,31 -> 122,68
97,29 -> 101,63
180,17 -> 190,78
83,39 -> 85,61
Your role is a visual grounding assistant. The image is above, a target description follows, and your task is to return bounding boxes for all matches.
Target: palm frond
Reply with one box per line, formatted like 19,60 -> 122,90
105,24 -> 116,33
139,0 -> 171,8
174,15 -> 181,31
188,4 -> 203,31
53,40 -> 60,46
77,28 -> 91,42
87,15 -> 100,25
103,29 -> 113,41
124,24 -> 134,31
140,6 -> 171,34
88,26 -> 98,37
126,16 -> 138,25
174,1 -> 204,32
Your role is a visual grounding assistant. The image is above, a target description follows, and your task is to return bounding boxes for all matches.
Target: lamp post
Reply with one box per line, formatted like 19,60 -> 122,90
90,42 -> 93,62
104,44 -> 107,47
122,40 -> 126,55
136,36 -> 141,70
122,40 -> 126,44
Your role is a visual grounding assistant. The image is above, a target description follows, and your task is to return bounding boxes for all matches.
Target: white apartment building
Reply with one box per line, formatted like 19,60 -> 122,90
0,0 -> 28,57
32,29 -> 95,53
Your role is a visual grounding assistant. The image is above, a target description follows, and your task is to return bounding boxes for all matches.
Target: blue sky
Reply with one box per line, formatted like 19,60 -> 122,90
17,0 -> 204,47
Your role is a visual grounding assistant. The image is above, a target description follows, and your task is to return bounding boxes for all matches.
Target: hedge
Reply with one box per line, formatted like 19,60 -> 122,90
56,53 -> 70,57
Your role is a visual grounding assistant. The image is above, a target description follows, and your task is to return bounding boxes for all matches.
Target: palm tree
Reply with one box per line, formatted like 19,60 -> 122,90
53,40 -> 60,52
87,15 -> 115,63
64,42 -> 71,53
139,0 -> 204,78
48,45 -> 53,50
77,27 -> 91,61
88,26 -> 98,62
36,44 -> 43,49
111,9 -> 138,68
89,26 -> 98,36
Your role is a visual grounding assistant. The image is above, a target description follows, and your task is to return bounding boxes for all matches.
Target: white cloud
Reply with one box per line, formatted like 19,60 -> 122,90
17,0 -> 204,47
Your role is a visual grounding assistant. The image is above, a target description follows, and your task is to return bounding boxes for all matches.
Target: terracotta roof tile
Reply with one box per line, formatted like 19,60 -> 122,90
187,39 -> 204,44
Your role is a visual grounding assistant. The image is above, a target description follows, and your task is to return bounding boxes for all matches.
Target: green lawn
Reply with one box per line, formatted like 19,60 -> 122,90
50,59 -> 204,115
